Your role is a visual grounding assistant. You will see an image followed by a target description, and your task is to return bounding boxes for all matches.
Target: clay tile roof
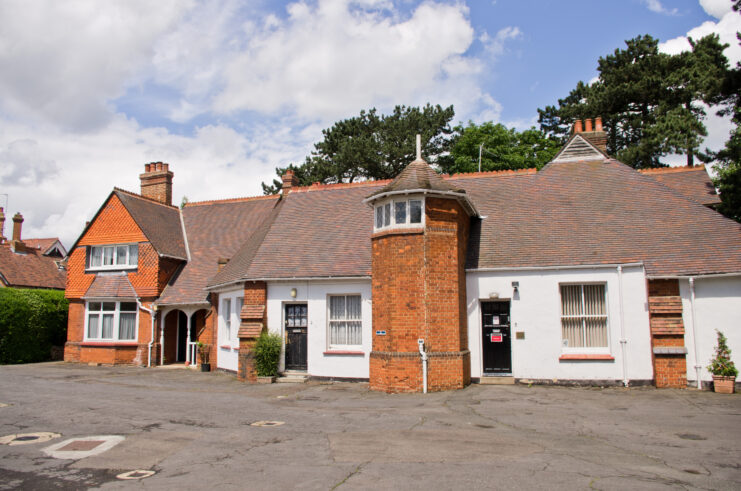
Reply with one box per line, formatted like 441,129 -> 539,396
638,165 -> 720,206
83,274 -> 137,298
366,158 -> 463,199
240,304 -> 265,320
0,243 -> 66,289
23,238 -> 62,255
458,159 -> 741,277
114,190 -> 186,259
158,195 -> 281,305
238,323 -> 263,339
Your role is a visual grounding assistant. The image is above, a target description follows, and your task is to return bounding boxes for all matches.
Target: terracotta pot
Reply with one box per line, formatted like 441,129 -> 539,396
257,376 -> 276,384
712,375 -> 736,394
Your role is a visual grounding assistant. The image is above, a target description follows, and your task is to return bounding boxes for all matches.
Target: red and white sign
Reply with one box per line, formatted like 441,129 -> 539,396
490,334 -> 503,343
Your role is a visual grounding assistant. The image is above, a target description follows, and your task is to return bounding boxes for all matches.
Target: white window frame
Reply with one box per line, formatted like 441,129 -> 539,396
327,294 -> 363,349
559,282 -> 610,354
219,294 -> 243,348
87,244 -> 139,271
373,197 -> 424,232
222,298 -> 232,343
83,300 -> 139,342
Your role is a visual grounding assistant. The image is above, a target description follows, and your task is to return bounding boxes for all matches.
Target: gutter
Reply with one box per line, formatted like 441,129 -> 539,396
467,262 -> 644,273
646,272 -> 741,280
205,275 -> 372,291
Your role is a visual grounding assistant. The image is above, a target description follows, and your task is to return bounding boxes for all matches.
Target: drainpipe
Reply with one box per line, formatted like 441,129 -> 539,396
418,339 -> 428,394
617,266 -> 628,387
160,312 -> 166,366
138,300 -> 156,368
689,278 -> 701,389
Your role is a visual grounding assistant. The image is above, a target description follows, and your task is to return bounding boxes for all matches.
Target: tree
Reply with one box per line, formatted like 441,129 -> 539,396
538,34 -> 730,168
439,122 -> 561,174
262,104 -> 455,194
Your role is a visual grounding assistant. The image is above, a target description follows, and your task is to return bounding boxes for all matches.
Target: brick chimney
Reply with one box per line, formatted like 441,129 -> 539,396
217,257 -> 229,272
12,212 -> 23,243
573,118 -> 607,154
0,207 -> 5,243
140,162 -> 174,206
281,170 -> 299,193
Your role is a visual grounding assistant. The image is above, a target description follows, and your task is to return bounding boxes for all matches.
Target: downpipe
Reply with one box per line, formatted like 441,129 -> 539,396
617,266 -> 628,387
138,300 -> 156,368
689,278 -> 701,389
418,339 -> 428,394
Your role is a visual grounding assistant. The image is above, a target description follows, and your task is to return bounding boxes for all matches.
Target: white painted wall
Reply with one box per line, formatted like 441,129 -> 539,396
266,280 -> 372,379
681,276 -> 741,385
216,288 -> 242,372
466,266 -> 654,383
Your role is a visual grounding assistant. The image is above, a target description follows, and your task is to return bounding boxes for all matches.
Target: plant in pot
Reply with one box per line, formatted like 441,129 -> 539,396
197,341 -> 211,372
708,330 -> 737,394
254,332 -> 282,383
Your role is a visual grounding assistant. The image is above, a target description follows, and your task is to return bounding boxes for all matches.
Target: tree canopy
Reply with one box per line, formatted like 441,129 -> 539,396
261,104 -> 455,194
537,34 -> 730,168
439,122 -> 561,174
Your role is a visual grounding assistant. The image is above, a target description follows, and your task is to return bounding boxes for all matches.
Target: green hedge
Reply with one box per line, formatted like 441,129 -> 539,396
0,288 -> 69,364
254,331 -> 282,377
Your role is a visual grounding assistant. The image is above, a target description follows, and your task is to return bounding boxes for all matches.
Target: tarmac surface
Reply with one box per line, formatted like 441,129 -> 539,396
0,362 -> 739,490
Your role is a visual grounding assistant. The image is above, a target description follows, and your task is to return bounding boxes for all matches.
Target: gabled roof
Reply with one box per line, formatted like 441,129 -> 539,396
551,134 -> 607,163
0,243 -> 66,289
639,165 -> 720,207
83,274 -> 137,298
69,189 -> 186,260
461,159 -> 741,277
157,195 -> 280,304
23,238 -> 66,257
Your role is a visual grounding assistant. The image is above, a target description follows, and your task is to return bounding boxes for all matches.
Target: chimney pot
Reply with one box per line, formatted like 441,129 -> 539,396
281,169 -> 300,193
585,118 -> 593,132
12,212 -> 23,242
140,162 -> 174,205
573,120 -> 583,133
595,117 -> 603,131
0,207 -> 5,241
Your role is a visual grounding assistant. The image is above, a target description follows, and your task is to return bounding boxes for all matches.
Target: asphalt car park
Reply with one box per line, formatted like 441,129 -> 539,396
0,363 -> 739,490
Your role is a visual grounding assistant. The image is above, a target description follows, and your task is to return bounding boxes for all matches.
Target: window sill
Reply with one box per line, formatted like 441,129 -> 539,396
219,345 -> 234,350
80,342 -> 138,347
85,267 -> 137,273
371,227 -> 424,239
559,354 -> 614,361
323,350 -> 365,356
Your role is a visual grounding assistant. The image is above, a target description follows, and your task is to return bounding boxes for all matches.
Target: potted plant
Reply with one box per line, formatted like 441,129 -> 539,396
708,330 -> 737,394
197,341 -> 211,372
254,332 -> 282,383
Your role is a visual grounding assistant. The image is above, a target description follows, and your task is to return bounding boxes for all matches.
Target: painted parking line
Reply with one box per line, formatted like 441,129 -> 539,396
0,432 -> 61,446
117,469 -> 156,480
43,435 -> 124,459
250,421 -> 285,427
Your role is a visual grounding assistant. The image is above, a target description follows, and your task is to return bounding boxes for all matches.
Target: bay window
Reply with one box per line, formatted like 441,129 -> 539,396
86,301 -> 138,341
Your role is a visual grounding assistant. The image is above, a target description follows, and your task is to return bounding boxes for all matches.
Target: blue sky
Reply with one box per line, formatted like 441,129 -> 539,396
0,0 -> 739,247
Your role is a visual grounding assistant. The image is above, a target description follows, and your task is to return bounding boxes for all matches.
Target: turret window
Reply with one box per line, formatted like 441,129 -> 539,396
374,198 -> 424,231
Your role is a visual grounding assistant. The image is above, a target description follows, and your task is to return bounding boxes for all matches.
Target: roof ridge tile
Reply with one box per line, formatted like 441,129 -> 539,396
113,187 -> 179,209
446,168 -> 538,180
185,194 -> 280,207
638,165 -> 706,175
291,179 -> 392,193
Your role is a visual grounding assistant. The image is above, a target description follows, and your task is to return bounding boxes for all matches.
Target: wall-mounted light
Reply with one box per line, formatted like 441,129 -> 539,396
290,288 -> 297,298
512,281 -> 519,294
489,292 -> 499,299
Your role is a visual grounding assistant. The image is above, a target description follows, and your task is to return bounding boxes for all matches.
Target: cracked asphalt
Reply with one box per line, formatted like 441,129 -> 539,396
0,362 -> 739,490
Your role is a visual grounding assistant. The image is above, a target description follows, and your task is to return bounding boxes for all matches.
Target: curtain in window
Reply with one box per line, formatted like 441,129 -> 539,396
118,313 -> 136,340
101,314 -> 114,338
346,295 -> 362,345
88,314 -> 100,338
91,248 -> 102,267
128,245 -> 138,266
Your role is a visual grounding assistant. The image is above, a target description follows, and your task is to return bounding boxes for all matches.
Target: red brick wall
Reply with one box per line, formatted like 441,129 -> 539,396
647,279 -> 687,388
238,281 -> 267,381
369,197 -> 471,393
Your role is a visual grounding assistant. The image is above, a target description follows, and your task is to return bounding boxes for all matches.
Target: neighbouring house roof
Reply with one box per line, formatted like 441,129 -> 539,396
460,158 -> 741,277
83,274 -> 137,298
158,195 -> 281,304
0,242 -> 66,289
69,189 -> 187,260
23,238 -> 66,257
638,165 -> 721,207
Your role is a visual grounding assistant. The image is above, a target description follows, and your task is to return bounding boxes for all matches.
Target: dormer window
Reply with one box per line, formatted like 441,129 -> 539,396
374,197 -> 423,231
87,244 -> 138,271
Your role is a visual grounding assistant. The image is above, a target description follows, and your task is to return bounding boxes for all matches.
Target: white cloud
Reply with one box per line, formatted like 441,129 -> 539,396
641,0 -> 678,15
699,0 -> 734,19
480,26 -> 523,57
211,0 -> 496,123
0,0 -> 190,131
659,10 -> 741,64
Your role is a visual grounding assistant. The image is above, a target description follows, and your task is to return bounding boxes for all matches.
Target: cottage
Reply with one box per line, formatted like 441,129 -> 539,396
64,120 -> 741,392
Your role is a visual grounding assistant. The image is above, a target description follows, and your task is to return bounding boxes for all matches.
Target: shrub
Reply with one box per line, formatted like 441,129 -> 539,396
708,330 -> 738,377
0,288 -> 69,364
254,331 -> 282,377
